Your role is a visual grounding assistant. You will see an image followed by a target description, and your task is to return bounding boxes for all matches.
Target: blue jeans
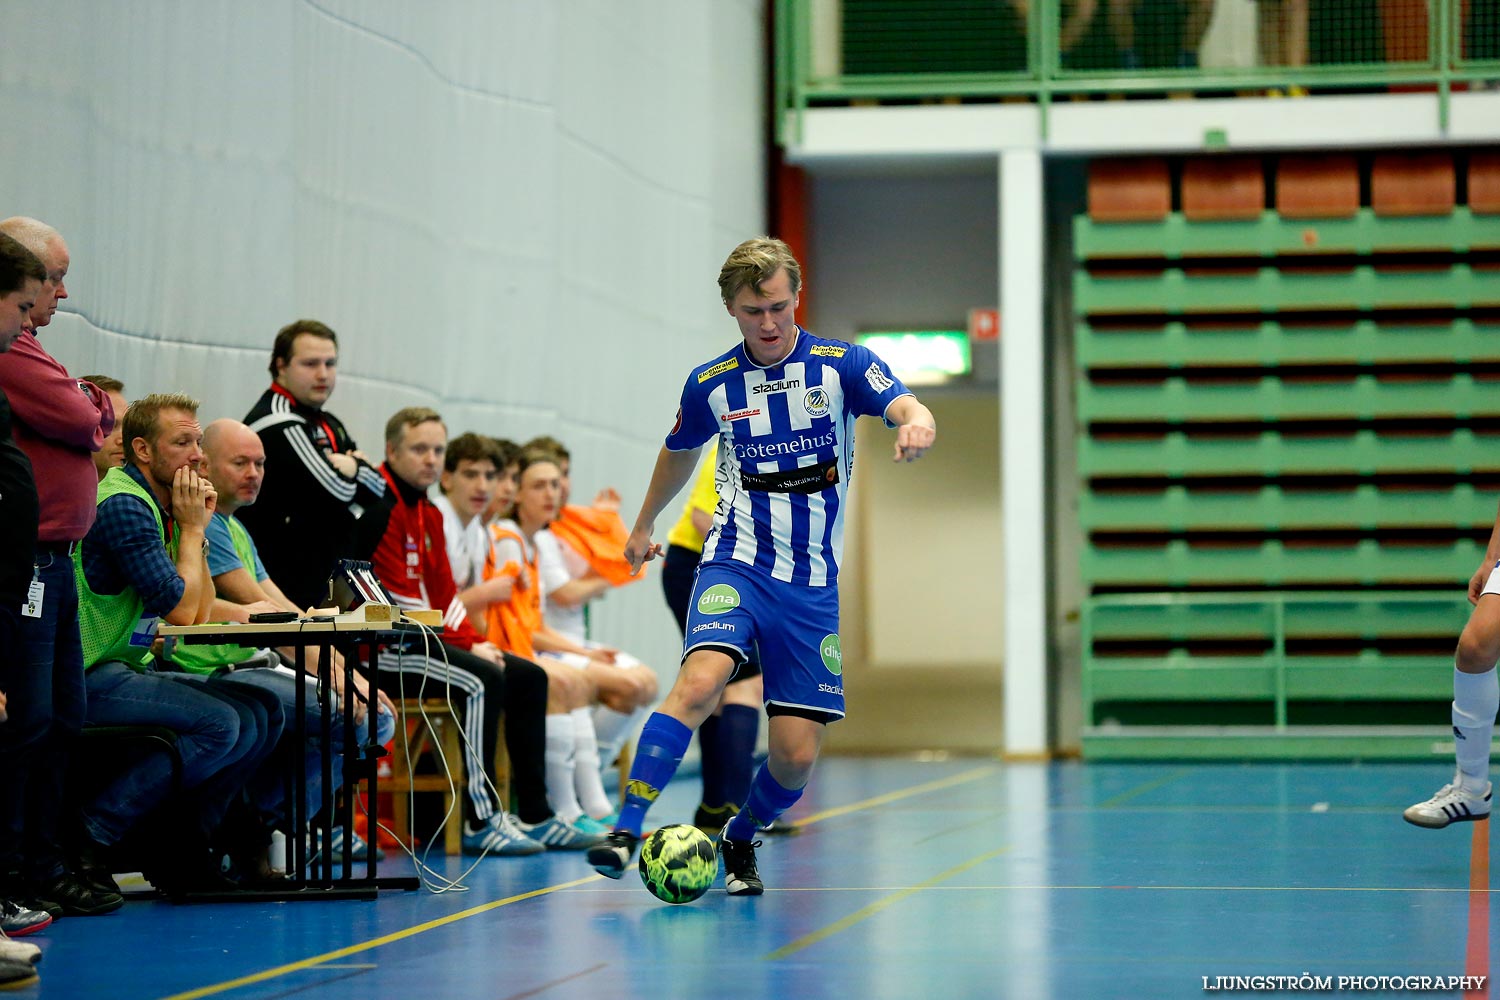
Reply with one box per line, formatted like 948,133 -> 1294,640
0,551 -> 89,882
223,665 -> 395,827
80,662 -> 258,846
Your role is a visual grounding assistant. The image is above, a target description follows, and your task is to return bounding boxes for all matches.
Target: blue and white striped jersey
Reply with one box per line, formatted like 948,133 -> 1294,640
664,327 -> 912,587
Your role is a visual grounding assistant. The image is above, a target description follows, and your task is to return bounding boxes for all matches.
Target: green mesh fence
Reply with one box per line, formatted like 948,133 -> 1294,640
828,0 -> 1495,81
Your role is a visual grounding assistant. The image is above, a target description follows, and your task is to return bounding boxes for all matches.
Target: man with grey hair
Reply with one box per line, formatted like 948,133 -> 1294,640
0,217 -> 117,917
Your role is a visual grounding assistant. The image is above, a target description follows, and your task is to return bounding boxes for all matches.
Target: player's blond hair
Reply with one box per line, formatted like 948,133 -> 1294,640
717,237 -> 802,306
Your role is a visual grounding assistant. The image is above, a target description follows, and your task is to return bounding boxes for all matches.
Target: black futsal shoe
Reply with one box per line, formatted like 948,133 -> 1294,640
718,825 -> 764,896
587,830 -> 640,879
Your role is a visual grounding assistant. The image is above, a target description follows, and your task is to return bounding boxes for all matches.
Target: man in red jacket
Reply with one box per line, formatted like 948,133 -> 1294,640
0,217 -> 120,917
366,408 -> 596,854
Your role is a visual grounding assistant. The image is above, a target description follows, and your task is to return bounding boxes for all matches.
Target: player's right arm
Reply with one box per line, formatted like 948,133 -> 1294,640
625,446 -> 702,574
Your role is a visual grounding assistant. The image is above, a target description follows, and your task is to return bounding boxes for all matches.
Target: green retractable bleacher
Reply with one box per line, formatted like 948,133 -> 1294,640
1076,150 -> 1500,759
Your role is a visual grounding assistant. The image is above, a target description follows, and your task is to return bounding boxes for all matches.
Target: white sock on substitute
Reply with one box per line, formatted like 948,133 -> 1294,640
571,707 -> 615,819
544,713 -> 584,823
593,705 -> 647,773
1453,667 -> 1498,791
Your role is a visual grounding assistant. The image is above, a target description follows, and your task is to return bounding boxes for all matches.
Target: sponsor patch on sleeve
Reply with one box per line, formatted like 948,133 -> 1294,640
698,357 -> 740,383
810,344 -> 847,358
864,362 -> 895,393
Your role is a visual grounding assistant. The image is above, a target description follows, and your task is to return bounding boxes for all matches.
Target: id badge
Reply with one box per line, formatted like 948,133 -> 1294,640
129,615 -> 161,648
21,580 -> 43,619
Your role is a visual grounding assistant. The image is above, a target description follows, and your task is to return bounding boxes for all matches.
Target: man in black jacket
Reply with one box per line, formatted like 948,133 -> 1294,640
238,320 -> 385,610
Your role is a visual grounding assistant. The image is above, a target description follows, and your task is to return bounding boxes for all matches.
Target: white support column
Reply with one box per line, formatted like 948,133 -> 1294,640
999,148 -> 1049,758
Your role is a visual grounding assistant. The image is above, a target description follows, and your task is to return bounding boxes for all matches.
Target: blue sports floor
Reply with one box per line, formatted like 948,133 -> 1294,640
25,759 -> 1496,999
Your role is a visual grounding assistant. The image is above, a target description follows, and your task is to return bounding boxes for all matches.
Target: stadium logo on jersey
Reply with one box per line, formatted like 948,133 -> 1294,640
820,633 -> 842,675
818,682 -> 844,695
810,344 -> 847,358
697,583 -> 741,616
698,358 -> 740,383
691,620 -> 736,634
864,362 -> 894,393
803,387 -> 830,417
753,378 -> 801,395
720,407 -> 761,423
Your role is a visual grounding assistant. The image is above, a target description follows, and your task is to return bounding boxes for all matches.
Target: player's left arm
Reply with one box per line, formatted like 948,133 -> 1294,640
885,394 -> 937,463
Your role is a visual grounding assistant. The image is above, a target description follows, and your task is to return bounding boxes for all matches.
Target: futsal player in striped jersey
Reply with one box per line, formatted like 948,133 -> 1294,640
587,237 -> 936,894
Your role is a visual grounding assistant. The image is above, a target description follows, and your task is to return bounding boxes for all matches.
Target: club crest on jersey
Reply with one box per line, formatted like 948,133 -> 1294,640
698,358 -> 740,383
803,387 -> 829,417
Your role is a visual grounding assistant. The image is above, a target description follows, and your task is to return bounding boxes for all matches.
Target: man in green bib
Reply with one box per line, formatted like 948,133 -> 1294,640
75,394 -> 281,894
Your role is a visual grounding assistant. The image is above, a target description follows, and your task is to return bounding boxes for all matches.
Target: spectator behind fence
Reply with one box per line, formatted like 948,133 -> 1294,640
0,218 -> 120,919
239,320 -> 385,610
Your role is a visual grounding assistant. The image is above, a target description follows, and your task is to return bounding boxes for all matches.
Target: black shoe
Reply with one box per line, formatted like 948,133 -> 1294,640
693,803 -> 736,833
586,830 -> 640,880
717,824 -> 764,896
75,840 -> 122,896
759,816 -> 798,836
33,874 -> 123,916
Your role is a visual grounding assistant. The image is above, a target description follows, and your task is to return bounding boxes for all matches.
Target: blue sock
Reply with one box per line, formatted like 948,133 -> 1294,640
726,764 -> 802,842
616,712 -> 693,837
717,704 -> 760,809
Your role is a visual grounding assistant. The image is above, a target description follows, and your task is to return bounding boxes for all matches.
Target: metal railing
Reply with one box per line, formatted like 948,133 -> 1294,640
775,0 -> 1500,143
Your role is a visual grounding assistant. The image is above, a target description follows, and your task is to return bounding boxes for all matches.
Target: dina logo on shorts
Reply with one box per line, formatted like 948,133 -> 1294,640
697,584 -> 741,616
820,633 -> 842,675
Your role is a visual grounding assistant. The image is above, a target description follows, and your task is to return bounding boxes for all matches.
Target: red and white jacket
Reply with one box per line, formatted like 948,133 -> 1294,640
369,464 -> 483,649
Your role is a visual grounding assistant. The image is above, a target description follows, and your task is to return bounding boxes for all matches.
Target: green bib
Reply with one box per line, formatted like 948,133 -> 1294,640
75,467 -> 180,671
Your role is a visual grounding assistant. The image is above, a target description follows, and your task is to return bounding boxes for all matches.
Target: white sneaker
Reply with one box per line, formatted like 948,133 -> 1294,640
1403,781 -> 1493,828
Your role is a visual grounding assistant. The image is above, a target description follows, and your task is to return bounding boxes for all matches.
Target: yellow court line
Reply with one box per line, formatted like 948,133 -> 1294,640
791,765 -> 1000,828
1097,768 -> 1192,809
763,846 -> 1014,961
164,763 -> 1000,1000
157,875 -> 603,1000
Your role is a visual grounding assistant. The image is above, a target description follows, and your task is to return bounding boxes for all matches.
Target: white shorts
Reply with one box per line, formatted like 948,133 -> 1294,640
1483,561 -> 1500,598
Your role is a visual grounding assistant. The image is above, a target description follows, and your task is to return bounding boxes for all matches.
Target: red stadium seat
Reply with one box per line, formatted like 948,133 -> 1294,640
1182,157 -> 1264,221
1371,152 -> 1456,217
1276,155 -> 1360,219
1088,159 -> 1171,223
1470,152 -> 1500,215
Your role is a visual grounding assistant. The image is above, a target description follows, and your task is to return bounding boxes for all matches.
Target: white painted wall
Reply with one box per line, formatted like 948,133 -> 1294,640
0,0 -> 768,683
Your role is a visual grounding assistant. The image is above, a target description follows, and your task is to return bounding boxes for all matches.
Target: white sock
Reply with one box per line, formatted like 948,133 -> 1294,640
1453,667 -> 1498,791
571,708 -> 615,819
593,706 -> 647,773
544,713 -> 583,823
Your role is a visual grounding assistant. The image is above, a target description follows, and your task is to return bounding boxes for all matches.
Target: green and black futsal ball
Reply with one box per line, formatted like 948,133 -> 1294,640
638,824 -> 719,904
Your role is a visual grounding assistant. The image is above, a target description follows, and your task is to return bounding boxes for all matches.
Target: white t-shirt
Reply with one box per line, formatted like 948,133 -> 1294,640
432,493 -> 490,590
536,527 -> 588,643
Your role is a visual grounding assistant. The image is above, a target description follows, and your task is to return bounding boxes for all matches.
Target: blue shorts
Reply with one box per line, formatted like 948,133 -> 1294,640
682,560 -> 844,721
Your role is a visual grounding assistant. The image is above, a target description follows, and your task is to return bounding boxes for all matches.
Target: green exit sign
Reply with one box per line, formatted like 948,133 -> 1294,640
855,330 -> 971,385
